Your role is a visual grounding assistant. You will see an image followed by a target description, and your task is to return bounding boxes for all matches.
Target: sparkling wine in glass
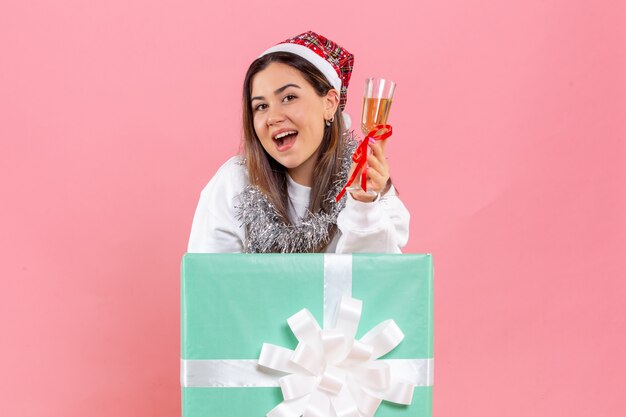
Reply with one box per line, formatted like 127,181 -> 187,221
348,78 -> 396,195
361,78 -> 396,136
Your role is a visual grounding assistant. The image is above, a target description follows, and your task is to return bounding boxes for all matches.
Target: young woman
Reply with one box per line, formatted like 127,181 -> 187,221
188,31 -> 409,253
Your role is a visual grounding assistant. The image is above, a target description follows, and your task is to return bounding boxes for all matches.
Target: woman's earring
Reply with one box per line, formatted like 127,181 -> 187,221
325,116 -> 334,127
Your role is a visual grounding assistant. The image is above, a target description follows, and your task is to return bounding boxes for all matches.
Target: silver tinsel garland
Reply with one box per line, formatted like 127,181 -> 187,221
236,134 -> 358,253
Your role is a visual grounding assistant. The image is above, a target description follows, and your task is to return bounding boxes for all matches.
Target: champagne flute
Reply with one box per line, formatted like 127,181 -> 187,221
361,77 -> 396,137
347,77 -> 396,195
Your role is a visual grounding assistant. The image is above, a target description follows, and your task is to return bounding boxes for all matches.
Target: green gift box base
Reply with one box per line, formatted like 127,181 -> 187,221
181,253 -> 433,416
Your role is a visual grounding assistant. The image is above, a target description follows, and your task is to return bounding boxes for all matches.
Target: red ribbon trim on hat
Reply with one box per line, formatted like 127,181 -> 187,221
336,125 -> 393,202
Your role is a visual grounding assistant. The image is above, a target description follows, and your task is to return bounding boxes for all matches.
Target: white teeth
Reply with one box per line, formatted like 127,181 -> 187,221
274,131 -> 297,140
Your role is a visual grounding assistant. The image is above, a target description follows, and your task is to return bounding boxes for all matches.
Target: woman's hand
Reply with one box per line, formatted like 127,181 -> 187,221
349,139 -> 390,202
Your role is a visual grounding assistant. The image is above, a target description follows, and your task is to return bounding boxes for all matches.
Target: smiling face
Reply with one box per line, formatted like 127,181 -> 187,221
250,62 -> 338,186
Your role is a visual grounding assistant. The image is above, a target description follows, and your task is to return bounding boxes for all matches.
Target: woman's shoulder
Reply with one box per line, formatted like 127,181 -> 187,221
200,155 -> 249,196
214,155 -> 247,178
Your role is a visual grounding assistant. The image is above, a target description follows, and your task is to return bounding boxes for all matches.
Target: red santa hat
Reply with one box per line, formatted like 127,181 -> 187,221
260,31 -> 354,128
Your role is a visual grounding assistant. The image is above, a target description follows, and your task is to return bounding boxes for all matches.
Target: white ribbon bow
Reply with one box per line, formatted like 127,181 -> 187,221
258,296 -> 415,417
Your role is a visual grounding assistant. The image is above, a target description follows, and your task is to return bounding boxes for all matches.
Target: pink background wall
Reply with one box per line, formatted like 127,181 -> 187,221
1,0 -> 624,416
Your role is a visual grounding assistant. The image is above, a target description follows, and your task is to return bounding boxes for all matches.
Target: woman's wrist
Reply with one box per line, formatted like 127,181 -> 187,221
349,190 -> 380,203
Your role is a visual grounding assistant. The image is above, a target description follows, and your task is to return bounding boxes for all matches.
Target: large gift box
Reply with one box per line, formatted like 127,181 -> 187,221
181,253 -> 433,417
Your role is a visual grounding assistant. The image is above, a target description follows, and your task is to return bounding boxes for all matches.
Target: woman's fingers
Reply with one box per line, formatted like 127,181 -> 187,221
366,166 -> 386,191
368,141 -> 389,169
348,167 -> 385,202
369,140 -> 387,161
346,139 -> 391,201
366,153 -> 386,176
366,142 -> 389,192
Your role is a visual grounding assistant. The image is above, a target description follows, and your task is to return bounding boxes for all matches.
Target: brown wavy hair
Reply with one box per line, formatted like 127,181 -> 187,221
242,52 -> 347,234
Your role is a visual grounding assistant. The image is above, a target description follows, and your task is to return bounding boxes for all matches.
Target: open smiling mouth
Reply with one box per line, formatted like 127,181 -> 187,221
273,130 -> 298,150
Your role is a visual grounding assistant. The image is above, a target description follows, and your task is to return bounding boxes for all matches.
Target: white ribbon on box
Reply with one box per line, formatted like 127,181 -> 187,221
181,254 -> 434,416
259,296 -> 424,417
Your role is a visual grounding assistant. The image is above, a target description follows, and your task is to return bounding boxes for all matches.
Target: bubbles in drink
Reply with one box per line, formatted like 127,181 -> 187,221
361,98 -> 393,134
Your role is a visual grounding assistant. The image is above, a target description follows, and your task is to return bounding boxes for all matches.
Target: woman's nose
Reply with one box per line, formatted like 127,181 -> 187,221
267,106 -> 285,126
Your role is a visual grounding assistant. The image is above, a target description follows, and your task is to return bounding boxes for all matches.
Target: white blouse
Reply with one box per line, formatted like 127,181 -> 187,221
188,156 -> 410,253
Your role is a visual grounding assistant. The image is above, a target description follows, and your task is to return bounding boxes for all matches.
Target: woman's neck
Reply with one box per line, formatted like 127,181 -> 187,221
287,151 -> 318,187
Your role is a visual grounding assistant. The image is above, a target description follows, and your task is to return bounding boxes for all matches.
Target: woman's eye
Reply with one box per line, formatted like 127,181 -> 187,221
254,103 -> 268,111
283,95 -> 297,102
